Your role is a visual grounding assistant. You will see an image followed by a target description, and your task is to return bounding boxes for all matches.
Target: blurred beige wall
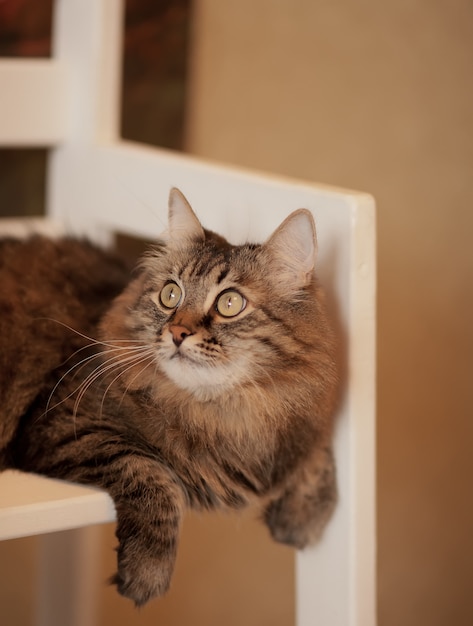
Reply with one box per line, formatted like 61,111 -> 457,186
187,1 -> 473,625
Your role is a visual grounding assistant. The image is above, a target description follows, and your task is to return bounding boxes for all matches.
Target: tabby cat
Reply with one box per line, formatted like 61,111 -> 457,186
0,189 -> 338,606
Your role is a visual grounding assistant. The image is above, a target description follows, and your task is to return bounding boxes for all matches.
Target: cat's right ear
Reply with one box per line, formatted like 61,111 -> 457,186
265,209 -> 318,291
167,188 -> 205,242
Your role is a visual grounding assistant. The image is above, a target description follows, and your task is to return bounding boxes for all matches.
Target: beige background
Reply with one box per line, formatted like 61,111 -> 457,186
1,0 -> 472,625
188,1 -> 473,624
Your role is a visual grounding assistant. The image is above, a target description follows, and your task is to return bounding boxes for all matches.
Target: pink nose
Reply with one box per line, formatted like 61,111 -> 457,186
169,325 -> 193,347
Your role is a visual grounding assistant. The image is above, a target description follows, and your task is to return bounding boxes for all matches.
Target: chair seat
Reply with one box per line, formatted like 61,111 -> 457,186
0,470 -> 115,541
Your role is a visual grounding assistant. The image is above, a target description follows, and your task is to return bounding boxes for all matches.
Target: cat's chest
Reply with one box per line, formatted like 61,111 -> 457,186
150,414 -> 274,506
111,384 -> 278,504
166,435 -> 272,508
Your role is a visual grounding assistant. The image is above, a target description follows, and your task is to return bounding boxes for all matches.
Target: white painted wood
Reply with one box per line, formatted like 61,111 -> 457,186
296,199 -> 376,626
0,470 -> 115,541
50,0 -> 124,143
0,59 -> 67,146
0,217 -> 64,239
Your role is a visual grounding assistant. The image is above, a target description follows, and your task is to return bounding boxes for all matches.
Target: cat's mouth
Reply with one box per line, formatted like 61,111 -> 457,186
169,347 -> 202,365
157,339 -> 252,398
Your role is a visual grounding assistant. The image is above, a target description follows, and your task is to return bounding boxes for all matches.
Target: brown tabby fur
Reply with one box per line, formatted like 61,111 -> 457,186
0,190 -> 339,605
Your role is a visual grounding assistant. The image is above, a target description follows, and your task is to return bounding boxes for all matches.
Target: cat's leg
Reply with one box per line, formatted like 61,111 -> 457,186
104,455 -> 186,606
12,432 -> 186,606
264,445 -> 337,549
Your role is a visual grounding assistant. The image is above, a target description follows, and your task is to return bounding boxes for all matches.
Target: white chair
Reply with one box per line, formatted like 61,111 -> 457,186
0,1 -> 376,625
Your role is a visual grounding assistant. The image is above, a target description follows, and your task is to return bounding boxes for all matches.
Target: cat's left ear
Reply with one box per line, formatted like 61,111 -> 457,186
265,209 -> 318,289
167,188 -> 205,242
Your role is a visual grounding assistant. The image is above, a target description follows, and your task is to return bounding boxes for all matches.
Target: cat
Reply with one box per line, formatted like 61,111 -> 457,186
0,188 -> 339,606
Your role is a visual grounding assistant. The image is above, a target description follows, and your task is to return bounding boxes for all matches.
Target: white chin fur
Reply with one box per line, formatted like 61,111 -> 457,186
159,351 -> 247,400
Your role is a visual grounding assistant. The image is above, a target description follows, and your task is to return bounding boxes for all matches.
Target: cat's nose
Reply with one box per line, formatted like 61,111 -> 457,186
169,324 -> 193,347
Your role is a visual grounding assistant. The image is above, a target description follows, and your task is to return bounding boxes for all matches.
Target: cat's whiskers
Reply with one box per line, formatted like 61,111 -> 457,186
71,347 -> 154,421
37,316 -> 149,417
43,350 -> 106,418
36,316 -> 146,352
56,337 -> 144,370
99,348 -> 156,418
43,342 -> 150,418
115,352 -> 157,412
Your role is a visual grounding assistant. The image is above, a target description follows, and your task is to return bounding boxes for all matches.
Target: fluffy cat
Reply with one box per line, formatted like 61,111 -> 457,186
0,189 -> 339,606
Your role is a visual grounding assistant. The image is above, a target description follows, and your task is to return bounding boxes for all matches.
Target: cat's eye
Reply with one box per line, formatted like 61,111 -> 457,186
159,282 -> 182,309
215,290 -> 246,318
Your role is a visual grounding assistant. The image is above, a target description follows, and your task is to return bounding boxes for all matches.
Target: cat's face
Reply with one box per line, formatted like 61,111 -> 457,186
140,238 -> 278,399
105,189 -> 319,401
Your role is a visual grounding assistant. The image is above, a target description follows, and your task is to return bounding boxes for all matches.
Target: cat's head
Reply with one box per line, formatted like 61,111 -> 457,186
103,188 -> 325,402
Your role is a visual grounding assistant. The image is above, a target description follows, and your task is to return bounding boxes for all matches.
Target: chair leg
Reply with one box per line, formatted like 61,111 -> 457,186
35,526 -> 101,626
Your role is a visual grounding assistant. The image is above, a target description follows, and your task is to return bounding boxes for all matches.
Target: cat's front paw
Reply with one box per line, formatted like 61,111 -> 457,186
265,498 -> 328,549
111,534 -> 178,606
264,498 -> 314,549
265,456 -> 337,549
110,556 -> 173,607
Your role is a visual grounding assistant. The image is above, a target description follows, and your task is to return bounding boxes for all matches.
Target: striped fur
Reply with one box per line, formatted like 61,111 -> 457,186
0,190 -> 339,605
